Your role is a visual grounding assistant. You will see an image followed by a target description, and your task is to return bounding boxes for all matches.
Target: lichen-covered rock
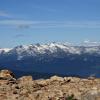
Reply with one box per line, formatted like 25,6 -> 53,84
1,70 -> 100,100
0,70 -> 15,79
81,89 -> 100,100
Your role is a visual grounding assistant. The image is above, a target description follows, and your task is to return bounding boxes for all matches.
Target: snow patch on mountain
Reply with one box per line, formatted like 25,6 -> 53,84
0,48 -> 11,53
82,40 -> 100,46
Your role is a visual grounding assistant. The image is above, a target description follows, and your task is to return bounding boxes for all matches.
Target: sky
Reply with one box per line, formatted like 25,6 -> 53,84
0,0 -> 100,48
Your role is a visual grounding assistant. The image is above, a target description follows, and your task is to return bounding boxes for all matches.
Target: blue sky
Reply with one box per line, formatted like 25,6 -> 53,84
0,0 -> 100,48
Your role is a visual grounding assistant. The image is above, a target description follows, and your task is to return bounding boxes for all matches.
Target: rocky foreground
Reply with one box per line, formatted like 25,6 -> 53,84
0,70 -> 100,100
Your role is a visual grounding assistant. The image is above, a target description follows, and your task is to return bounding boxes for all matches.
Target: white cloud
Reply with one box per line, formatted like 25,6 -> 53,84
0,11 -> 10,17
0,20 -> 100,29
14,34 -> 26,38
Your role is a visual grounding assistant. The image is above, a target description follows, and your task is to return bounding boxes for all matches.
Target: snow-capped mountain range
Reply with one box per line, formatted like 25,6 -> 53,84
0,42 -> 100,78
1,41 -> 100,56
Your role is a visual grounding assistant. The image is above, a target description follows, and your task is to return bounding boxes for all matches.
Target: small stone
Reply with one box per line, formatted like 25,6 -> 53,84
64,77 -> 80,83
36,80 -> 48,86
50,76 -> 64,82
13,90 -> 18,94
18,76 -> 33,83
